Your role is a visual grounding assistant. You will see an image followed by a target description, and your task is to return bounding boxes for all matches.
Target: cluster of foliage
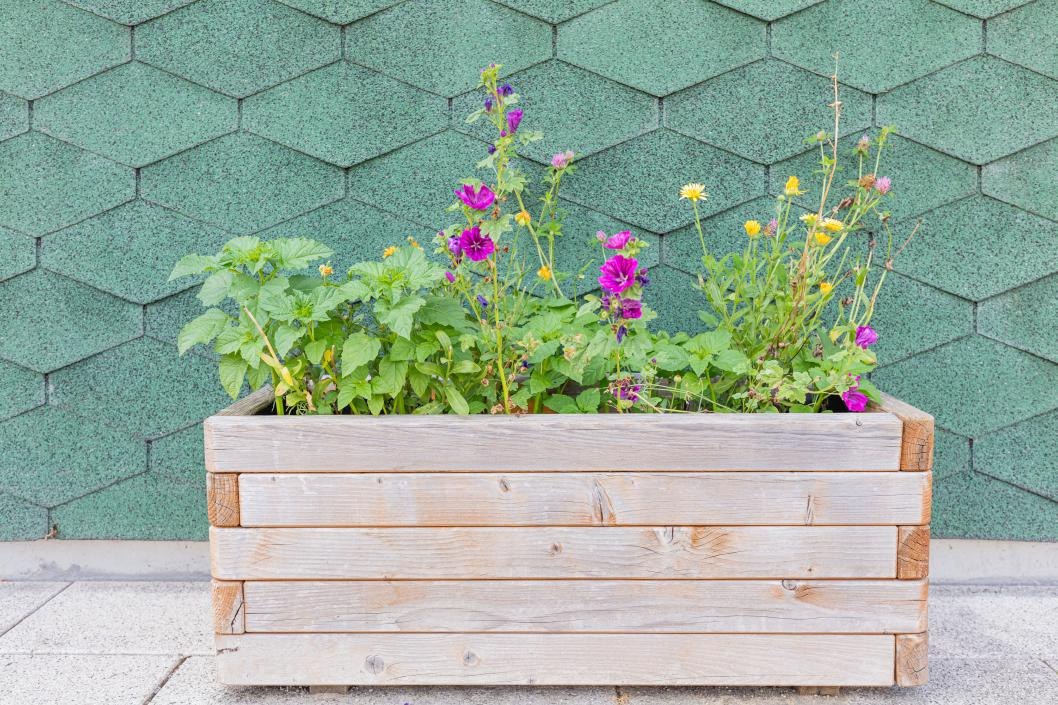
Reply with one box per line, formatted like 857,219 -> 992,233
172,65 -> 906,415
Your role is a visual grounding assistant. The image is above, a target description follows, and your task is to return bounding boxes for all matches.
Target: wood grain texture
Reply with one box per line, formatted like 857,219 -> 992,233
210,526 -> 898,580
238,471 -> 931,527
241,579 -> 927,634
206,473 -> 240,527
215,386 -> 274,416
204,412 -> 903,473
896,633 -> 928,686
898,526 -> 930,579
873,393 -> 934,471
214,633 -> 896,686
212,580 -> 244,635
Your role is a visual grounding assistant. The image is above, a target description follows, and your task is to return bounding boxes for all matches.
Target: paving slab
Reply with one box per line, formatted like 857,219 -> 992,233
0,653 -> 178,705
929,585 -> 1058,660
0,581 -> 67,634
0,581 -> 210,655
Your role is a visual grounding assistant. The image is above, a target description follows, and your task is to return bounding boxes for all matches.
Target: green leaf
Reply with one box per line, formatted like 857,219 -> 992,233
177,308 -> 229,355
713,349 -> 750,374
418,296 -> 468,328
576,388 -> 601,413
545,394 -> 579,414
273,324 -> 301,358
169,254 -> 216,281
652,343 -> 689,372
372,358 -> 408,397
367,395 -> 384,415
307,286 -> 346,321
197,270 -> 234,305
528,339 -> 560,364
214,326 -> 244,355
408,368 -> 430,397
335,382 -> 358,411
246,361 -> 270,390
218,354 -> 248,399
341,332 -> 381,375
304,339 -> 328,364
389,337 -> 416,361
445,384 -> 470,415
269,238 -> 333,270
375,295 -> 425,340
257,276 -> 294,319
450,359 -> 479,375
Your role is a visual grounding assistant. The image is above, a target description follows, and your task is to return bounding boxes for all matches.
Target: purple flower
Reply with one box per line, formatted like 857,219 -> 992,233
499,83 -> 513,96
615,378 -> 640,401
454,183 -> 496,211
551,150 -> 574,169
842,389 -> 868,412
595,230 -> 607,243
855,325 -> 878,349
507,109 -> 523,134
484,97 -> 493,112
448,236 -> 463,258
620,298 -> 642,320
603,230 -> 633,250
487,144 -> 496,155
445,271 -> 455,283
476,294 -> 489,308
616,325 -> 627,344
598,255 -> 638,294
765,218 -> 778,235
875,176 -> 891,195
635,269 -> 650,287
459,226 -> 495,262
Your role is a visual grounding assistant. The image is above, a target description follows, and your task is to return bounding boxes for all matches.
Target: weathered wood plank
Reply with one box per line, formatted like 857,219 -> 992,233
214,633 -> 896,686
212,580 -> 244,635
210,526 -> 897,580
214,386 -> 274,416
238,471 -> 931,527
898,526 -> 930,579
204,412 -> 903,473
242,579 -> 927,634
872,393 -> 934,471
206,473 -> 240,527
896,633 -> 928,686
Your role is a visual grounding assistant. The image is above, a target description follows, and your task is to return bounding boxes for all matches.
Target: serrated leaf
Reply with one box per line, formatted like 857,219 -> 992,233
367,395 -> 384,415
177,308 -> 229,355
270,238 -> 333,270
545,394 -> 579,414
389,337 -> 416,361
304,339 -> 328,364
197,270 -> 234,305
576,388 -> 601,412
712,348 -> 750,374
257,276 -> 294,319
418,296 -> 468,328
372,358 -> 408,397
341,332 -> 381,375
169,254 -> 216,281
273,324 -> 301,358
375,295 -> 425,340
652,343 -> 689,372
336,382 -> 358,411
218,354 -> 247,399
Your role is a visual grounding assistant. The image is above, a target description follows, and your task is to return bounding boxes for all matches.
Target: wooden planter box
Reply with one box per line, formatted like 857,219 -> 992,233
205,388 -> 932,690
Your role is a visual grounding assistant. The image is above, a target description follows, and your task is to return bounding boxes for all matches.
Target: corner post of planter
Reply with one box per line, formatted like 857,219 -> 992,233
896,633 -> 929,686
211,580 -> 245,635
206,472 -> 240,527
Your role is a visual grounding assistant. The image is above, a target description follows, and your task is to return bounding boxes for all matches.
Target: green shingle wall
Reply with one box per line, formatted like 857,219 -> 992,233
0,0 -> 1055,541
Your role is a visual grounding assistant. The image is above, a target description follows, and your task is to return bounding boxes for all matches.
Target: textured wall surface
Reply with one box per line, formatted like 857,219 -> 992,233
0,0 -> 1056,541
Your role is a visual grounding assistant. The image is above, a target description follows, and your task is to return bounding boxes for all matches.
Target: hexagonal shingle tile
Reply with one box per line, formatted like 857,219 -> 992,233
666,60 -> 872,164
561,130 -> 764,233
136,0 -> 340,98
0,405 -> 145,507
558,0 -> 765,97
49,336 -> 234,438
259,197 -> 436,273
976,410 -> 1058,501
711,0 -> 823,20
145,288 -> 226,356
932,471 -> 1058,541
0,227 -> 34,282
641,265 -> 705,336
275,0 -> 402,23
978,271 -> 1058,363
65,0 -> 198,24
989,1 -> 1058,80
150,424 -> 203,483
983,136 -> 1058,222
40,200 -> 230,305
771,134 -> 978,221
0,92 -> 27,141
872,335 -> 1058,437
0,132 -> 134,236
346,0 -> 551,98
866,272 -> 974,363
0,270 -> 141,373
0,492 -> 48,540
0,359 -> 44,422
933,428 -> 971,480
452,60 -> 658,163
244,62 -> 447,167
35,63 -> 236,168
772,0 -> 980,93
878,56 -> 1058,165
893,196 -> 1058,301
491,0 -> 610,22
0,0 -> 129,100
933,0 -> 1032,18
140,132 -> 344,233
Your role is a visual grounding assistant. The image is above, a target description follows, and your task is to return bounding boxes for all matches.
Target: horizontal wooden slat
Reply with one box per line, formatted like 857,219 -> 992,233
210,526 -> 897,580
242,579 -> 927,634
238,471 -> 930,527
215,633 -> 896,686
204,412 -> 902,472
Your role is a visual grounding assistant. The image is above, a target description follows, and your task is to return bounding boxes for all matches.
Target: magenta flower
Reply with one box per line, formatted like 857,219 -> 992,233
445,271 -> 455,283
448,236 -> 462,258
875,176 -> 891,195
842,389 -> 868,412
615,378 -> 641,401
551,150 -> 574,169
604,230 -> 633,250
507,109 -> 523,134
598,255 -> 638,294
454,183 -> 495,211
620,298 -> 642,319
855,325 -> 878,349
458,226 -> 494,262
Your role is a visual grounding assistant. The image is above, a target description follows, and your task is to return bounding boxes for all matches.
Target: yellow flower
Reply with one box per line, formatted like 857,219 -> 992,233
318,264 -> 333,277
784,175 -> 803,195
383,246 -> 397,258
822,218 -> 843,232
679,183 -> 707,202
799,213 -> 818,225
537,265 -> 552,281
743,219 -> 761,238
515,210 -> 531,226
814,231 -> 833,245
819,281 -> 834,294
407,236 -> 422,249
